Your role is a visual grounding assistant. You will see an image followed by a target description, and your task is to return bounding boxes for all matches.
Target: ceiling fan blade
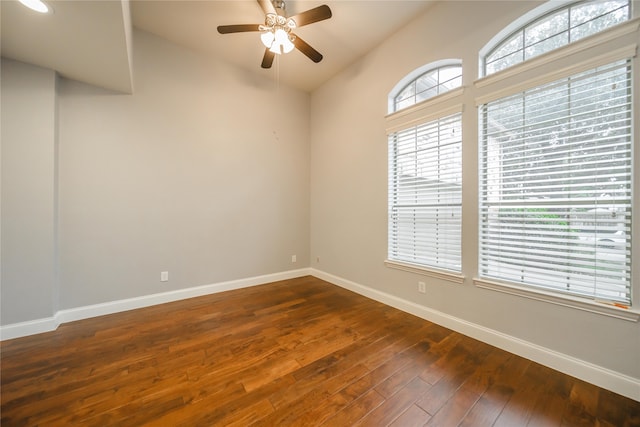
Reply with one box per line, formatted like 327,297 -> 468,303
257,0 -> 276,15
289,5 -> 332,27
293,36 -> 323,63
261,49 -> 276,69
217,24 -> 261,34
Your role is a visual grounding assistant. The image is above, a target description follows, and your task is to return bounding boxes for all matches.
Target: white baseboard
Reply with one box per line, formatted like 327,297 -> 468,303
0,268 -> 311,341
0,316 -> 60,341
310,268 -> 640,403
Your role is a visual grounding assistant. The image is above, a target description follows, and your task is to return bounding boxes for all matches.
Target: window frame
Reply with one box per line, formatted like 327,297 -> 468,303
473,3 -> 638,320
479,0 -> 632,77
388,59 -> 463,114
386,61 -> 465,282
478,59 -> 633,305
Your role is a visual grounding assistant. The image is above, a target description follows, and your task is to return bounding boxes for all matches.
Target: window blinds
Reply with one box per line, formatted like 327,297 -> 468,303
388,113 -> 462,272
479,59 -> 632,304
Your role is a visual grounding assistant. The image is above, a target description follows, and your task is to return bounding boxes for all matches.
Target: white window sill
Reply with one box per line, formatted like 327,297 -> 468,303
385,260 -> 465,284
473,278 -> 639,322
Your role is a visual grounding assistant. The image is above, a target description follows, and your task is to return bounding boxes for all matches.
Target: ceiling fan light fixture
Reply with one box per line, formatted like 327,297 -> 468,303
18,0 -> 52,14
261,26 -> 294,55
217,0 -> 332,68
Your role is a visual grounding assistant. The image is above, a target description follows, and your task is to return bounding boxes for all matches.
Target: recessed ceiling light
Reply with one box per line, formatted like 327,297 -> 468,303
18,0 -> 52,14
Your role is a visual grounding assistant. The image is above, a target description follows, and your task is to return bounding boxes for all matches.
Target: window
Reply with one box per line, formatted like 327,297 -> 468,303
392,64 -> 462,112
388,114 -> 462,272
387,62 -> 463,275
483,0 -> 630,76
478,0 -> 633,305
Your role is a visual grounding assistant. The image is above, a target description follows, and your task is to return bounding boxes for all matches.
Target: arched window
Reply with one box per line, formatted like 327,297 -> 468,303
386,61 -> 464,277
476,0 -> 634,305
481,0 -> 630,76
389,61 -> 462,113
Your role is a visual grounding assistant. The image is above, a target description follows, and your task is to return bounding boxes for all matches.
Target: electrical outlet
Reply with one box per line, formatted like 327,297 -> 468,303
161,271 -> 169,282
316,256 -> 320,263
418,281 -> 426,293
291,255 -> 297,263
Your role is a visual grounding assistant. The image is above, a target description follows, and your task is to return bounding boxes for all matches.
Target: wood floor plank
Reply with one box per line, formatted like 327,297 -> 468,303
493,361 -> 551,426
416,337 -> 493,416
527,367 -> 573,427
562,379 -> 601,426
2,276 -> 639,426
425,387 -> 479,427
596,388 -> 640,427
256,345 -> 414,425
390,403 -> 432,427
321,389 -> 386,426
458,354 -> 531,427
354,376 -> 433,426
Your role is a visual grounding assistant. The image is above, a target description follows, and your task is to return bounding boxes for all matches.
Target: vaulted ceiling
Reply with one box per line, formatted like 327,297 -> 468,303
1,0 -> 434,93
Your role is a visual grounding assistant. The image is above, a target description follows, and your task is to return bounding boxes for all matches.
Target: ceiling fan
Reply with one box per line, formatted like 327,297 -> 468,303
217,0 -> 332,69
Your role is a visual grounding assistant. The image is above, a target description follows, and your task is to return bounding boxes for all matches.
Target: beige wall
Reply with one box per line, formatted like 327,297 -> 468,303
310,0 -> 640,381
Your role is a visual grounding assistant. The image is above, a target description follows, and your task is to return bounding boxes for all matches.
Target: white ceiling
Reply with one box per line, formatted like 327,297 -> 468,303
131,0 -> 434,92
1,0 -> 134,93
1,0 -> 434,93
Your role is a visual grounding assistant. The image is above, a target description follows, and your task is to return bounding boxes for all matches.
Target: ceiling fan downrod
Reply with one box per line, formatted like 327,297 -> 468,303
272,0 -> 286,12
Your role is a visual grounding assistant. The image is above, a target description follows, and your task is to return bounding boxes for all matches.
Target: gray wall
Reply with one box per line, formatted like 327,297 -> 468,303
309,0 -> 640,380
1,29 -> 310,320
1,59 -> 58,324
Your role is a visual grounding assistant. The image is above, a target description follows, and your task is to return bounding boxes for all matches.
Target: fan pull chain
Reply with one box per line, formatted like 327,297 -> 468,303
275,53 -> 280,94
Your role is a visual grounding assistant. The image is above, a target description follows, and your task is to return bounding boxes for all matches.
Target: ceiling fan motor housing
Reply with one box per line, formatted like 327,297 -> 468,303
272,0 -> 286,12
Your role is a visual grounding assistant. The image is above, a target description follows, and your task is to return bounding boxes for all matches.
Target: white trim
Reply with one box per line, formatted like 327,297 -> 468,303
0,316 -> 60,341
0,268 -> 312,341
473,278 -> 639,322
385,103 -> 464,135
386,87 -> 465,122
384,259 -> 464,284
310,268 -> 640,402
475,43 -> 637,106
477,16 -> 640,83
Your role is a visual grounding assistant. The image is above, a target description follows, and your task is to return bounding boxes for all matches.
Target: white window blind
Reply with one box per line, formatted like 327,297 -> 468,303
479,59 -> 632,304
389,113 -> 462,271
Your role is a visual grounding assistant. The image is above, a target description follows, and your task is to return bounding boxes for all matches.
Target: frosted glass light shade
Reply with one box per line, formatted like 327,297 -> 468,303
18,0 -> 50,13
275,29 -> 294,53
261,28 -> 294,55
282,38 -> 294,53
260,31 -> 275,48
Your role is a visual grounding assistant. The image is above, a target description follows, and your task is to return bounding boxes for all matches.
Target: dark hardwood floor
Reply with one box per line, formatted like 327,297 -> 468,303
1,276 -> 639,426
